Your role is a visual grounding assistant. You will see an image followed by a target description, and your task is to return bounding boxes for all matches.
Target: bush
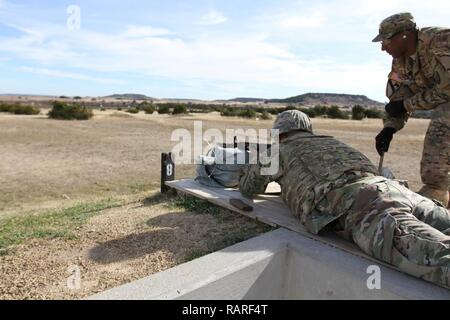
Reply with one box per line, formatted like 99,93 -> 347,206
220,107 -> 239,117
0,103 -> 40,115
100,108 -> 107,111
260,111 -> 272,120
326,105 -> 349,119
239,109 -> 257,118
117,107 -> 123,111
266,108 -> 281,115
142,105 -> 156,114
172,104 -> 188,115
0,103 -> 13,112
364,108 -> 383,119
13,104 -> 40,115
126,108 -> 140,114
352,105 -> 366,120
157,104 -> 170,114
48,101 -> 94,120
313,105 -> 328,116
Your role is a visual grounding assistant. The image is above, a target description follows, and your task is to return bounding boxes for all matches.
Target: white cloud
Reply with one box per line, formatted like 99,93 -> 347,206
278,11 -> 327,29
198,10 -> 227,25
18,67 -> 125,84
119,25 -> 172,38
0,19 -> 389,99
2,0 -> 448,100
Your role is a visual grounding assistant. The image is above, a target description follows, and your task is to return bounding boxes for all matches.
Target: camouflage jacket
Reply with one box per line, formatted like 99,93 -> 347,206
239,131 -> 380,234
385,27 -> 450,130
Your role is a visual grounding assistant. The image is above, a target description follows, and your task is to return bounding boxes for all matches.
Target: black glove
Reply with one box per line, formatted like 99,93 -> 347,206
375,127 -> 396,156
385,100 -> 407,117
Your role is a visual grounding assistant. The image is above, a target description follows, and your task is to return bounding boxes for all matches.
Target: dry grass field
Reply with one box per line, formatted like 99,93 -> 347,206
0,109 -> 430,299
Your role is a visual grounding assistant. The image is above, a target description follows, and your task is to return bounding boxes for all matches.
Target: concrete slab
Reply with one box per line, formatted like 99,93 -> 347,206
89,229 -> 450,300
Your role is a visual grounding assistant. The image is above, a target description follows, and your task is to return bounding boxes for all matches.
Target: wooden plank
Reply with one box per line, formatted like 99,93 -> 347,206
164,179 -> 403,271
166,179 -> 303,232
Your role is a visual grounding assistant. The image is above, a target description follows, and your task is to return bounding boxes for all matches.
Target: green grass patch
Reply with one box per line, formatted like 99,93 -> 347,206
0,198 -> 120,255
167,195 -> 222,216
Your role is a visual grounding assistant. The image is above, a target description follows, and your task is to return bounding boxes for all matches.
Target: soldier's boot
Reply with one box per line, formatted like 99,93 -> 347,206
418,185 -> 449,208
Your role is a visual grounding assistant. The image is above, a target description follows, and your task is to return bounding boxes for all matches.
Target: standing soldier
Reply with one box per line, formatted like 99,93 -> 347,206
373,12 -> 450,207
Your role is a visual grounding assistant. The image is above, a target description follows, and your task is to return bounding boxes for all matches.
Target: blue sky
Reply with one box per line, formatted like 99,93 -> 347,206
0,0 -> 448,101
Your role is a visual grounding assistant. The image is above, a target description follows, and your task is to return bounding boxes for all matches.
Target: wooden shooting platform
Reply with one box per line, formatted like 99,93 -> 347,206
164,179 -> 397,269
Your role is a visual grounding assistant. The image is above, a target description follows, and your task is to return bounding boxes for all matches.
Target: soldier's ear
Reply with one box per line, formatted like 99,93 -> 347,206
279,133 -> 289,142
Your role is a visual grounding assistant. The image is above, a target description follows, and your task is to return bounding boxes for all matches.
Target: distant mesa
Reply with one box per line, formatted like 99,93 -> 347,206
228,93 -> 384,108
227,97 -> 265,103
103,94 -> 155,101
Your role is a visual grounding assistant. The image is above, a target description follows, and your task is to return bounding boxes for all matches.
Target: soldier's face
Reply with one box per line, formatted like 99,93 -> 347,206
381,32 -> 406,58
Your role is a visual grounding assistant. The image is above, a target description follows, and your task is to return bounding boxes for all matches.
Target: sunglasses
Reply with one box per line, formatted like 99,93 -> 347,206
381,31 -> 406,45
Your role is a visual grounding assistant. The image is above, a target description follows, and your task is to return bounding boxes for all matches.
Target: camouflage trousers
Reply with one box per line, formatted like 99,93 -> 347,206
346,178 -> 450,289
421,118 -> 450,191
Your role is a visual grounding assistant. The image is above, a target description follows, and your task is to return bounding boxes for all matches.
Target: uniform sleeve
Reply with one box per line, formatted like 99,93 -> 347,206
239,164 -> 271,199
404,45 -> 450,111
384,64 -> 414,131
383,112 -> 410,131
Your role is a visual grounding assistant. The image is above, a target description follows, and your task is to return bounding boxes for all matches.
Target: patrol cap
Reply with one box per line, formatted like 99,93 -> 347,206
372,12 -> 417,42
273,110 -> 313,135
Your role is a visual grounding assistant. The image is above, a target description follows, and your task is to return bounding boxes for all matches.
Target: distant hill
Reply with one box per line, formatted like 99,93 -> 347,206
104,94 -> 154,100
230,93 -> 384,108
228,97 -> 265,103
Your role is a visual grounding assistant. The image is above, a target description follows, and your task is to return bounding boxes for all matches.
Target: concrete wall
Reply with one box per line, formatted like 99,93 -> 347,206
89,229 -> 450,300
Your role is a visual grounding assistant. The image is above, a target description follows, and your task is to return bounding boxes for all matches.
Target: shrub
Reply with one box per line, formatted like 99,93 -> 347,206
157,104 -> 170,114
0,103 -> 40,115
126,108 -> 139,114
100,108 -> 107,111
313,105 -> 328,116
352,105 -> 366,120
220,107 -> 239,117
0,103 -> 13,112
142,105 -> 156,114
48,101 -> 94,120
364,108 -> 383,119
326,105 -> 349,119
239,109 -> 257,118
266,108 -> 280,115
172,104 -> 188,115
13,104 -> 40,115
117,107 -> 123,111
260,111 -> 272,120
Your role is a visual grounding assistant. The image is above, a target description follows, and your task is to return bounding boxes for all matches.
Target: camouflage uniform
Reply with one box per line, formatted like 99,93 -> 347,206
240,110 -> 450,288
374,13 -> 450,204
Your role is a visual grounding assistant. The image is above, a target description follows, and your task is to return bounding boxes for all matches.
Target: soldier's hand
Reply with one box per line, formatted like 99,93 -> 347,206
375,127 -> 397,156
385,100 -> 407,117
